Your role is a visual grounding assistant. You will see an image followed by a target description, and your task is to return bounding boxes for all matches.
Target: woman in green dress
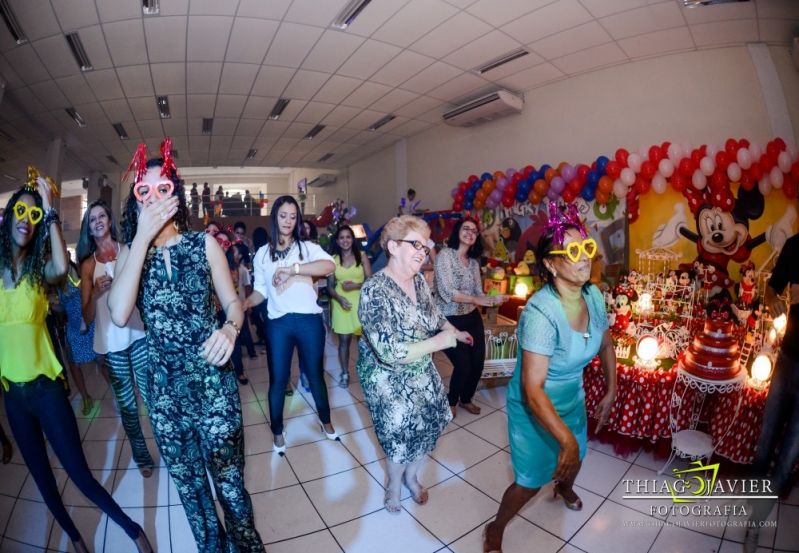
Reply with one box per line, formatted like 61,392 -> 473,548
329,225 -> 372,388
483,205 -> 617,553
357,215 -> 472,514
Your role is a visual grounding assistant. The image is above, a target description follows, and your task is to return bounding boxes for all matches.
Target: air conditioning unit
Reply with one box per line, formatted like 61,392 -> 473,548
308,173 -> 337,187
442,90 -> 524,128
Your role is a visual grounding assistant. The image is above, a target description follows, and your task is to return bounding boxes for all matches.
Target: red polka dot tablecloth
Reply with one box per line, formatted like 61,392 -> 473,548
583,358 -> 769,464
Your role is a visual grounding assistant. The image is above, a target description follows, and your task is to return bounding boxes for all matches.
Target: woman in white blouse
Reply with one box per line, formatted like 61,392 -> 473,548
245,196 -> 338,455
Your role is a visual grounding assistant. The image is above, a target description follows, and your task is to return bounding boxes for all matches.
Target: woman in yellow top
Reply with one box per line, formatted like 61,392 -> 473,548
0,181 -> 152,553
328,225 -> 372,388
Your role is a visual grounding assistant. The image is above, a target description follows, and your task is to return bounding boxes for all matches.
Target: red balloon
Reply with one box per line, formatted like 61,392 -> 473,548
590,161 -> 598,171
791,162 -> 799,181
567,179 -> 582,194
764,152 -> 778,171
671,174 -> 687,192
783,175 -> 797,199
502,196 -> 514,208
766,141 -> 780,159
455,191 -> 465,203
661,141 -> 671,153
774,137 -> 786,150
468,175 -> 479,184
740,171 -> 755,191
679,158 -> 694,178
648,145 -> 663,164
738,139 -> 750,149
523,165 -> 535,177
605,160 -> 621,179
562,189 -> 576,203
751,162 -> 764,181
635,177 -> 651,195
690,149 -> 702,167
640,160 -> 656,179
459,181 -> 469,192
725,138 -> 738,157
715,151 -> 730,171
453,201 -> 462,211
699,144 -> 708,156
511,173 -> 523,185
577,164 -> 590,180
506,183 -> 517,196
710,171 -> 727,191
615,148 -> 629,166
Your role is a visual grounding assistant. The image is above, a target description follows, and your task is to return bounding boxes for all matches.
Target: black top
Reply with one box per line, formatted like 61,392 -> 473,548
768,233 -> 799,361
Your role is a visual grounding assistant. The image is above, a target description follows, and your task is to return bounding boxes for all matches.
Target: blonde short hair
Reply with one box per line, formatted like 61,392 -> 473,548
380,215 -> 430,258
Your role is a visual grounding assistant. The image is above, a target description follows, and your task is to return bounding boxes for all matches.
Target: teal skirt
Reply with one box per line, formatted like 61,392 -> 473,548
507,378 -> 587,489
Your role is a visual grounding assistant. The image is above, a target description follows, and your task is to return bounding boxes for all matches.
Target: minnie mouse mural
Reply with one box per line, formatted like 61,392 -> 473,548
652,185 -> 796,298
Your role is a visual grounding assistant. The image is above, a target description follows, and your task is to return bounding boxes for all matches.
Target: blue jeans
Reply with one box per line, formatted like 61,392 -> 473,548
5,375 -> 141,541
750,351 -> 799,523
266,313 -> 330,435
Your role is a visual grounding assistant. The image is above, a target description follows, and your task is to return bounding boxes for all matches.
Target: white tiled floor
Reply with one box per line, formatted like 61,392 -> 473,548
2,334 -> 799,553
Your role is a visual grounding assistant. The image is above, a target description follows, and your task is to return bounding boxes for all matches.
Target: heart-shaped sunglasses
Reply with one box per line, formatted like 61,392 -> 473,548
133,180 -> 174,203
13,201 -> 43,225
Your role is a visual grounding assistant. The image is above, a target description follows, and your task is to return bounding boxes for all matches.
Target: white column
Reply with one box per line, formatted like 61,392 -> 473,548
748,43 -> 795,149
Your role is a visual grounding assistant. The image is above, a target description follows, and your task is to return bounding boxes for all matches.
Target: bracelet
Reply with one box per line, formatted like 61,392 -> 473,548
43,208 -> 60,227
293,262 -> 300,275
223,320 -> 241,336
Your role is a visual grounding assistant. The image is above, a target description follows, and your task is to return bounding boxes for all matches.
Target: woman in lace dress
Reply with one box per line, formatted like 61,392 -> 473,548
357,215 -> 472,514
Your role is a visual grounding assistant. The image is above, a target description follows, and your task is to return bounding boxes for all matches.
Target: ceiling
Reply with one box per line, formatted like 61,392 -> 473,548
0,0 -> 797,191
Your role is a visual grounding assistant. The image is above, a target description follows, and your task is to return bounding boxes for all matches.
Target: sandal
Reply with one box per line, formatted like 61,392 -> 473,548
384,490 -> 401,515
138,465 -> 154,478
237,374 -> 249,385
81,397 -> 95,416
553,482 -> 583,511
402,475 -> 428,505
459,402 -> 481,415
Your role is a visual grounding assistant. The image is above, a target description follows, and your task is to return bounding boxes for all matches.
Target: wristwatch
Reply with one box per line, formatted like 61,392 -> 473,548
224,320 -> 241,336
294,262 -> 300,275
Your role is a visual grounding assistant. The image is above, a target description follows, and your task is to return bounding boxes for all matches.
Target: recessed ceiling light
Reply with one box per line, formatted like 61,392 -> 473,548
304,124 -> 325,140
156,95 -> 170,119
269,98 -> 290,120
112,123 -> 129,140
0,0 -> 27,44
65,32 -> 93,71
65,107 -> 86,128
368,114 -> 396,131
332,0 -> 372,29
475,48 -> 529,75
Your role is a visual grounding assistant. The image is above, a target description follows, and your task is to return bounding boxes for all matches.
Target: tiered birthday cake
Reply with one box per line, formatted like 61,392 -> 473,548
681,320 -> 742,380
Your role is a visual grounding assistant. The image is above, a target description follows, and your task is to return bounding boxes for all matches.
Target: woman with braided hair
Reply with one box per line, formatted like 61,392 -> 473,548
0,176 -> 152,553
109,140 -> 263,552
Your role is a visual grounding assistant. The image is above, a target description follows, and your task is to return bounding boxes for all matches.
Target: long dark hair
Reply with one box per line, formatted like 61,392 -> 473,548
535,224 -> 590,292
447,218 -> 483,259
0,188 -> 49,288
121,158 -> 191,243
268,195 -> 305,262
226,242 -> 246,271
330,225 -> 362,266
252,226 -> 269,252
76,199 -> 119,263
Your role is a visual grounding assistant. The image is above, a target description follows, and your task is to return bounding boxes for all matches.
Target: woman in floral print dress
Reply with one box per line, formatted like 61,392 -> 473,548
357,215 -> 473,514
108,145 -> 263,553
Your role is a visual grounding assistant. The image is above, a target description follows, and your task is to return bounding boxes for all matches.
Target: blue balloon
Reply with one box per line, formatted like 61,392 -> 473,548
540,164 -> 551,174
464,200 -> 473,210
481,172 -> 492,181
581,187 -> 595,201
587,171 -> 599,186
596,156 -> 609,173
515,191 -> 527,203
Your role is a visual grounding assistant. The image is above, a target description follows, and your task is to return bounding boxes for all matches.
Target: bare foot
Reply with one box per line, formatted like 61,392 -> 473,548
384,490 -> 401,515
403,475 -> 429,505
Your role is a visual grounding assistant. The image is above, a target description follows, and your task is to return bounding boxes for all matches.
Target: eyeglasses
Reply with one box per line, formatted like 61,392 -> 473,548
461,226 -> 479,235
13,201 -> 43,225
395,239 -> 430,255
549,238 -> 597,263
205,227 -> 219,236
133,181 -> 174,203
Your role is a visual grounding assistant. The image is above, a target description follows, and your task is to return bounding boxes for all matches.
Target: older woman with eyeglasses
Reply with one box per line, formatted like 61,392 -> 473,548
357,215 -> 472,514
482,204 -> 616,553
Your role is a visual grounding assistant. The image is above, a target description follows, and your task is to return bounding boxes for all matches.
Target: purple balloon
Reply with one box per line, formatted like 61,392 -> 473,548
546,188 -> 560,201
506,169 -> 517,179
550,176 -> 565,193
485,197 -> 497,209
490,189 -> 502,202
451,187 -> 459,198
496,177 -> 508,191
560,164 -> 576,182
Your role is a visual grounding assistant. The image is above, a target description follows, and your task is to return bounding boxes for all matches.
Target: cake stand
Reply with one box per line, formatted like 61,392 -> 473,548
658,367 -> 747,475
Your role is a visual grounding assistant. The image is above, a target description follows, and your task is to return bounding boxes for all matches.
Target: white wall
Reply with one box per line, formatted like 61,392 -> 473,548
348,46 -> 799,222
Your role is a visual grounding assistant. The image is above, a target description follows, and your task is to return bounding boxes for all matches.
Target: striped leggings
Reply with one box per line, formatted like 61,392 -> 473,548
104,338 -> 154,469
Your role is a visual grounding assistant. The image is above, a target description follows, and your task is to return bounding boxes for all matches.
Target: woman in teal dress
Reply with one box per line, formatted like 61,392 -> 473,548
483,205 -> 617,553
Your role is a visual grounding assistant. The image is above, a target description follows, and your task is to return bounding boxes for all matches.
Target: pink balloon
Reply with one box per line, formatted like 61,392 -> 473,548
770,166 -> 784,189
620,168 -> 636,186
667,143 -> 683,163
627,153 -> 642,173
613,179 -> 627,199
778,151 -> 792,173
652,174 -> 667,194
759,175 -> 772,195
658,158 -> 674,178
692,170 -> 707,190
749,143 -> 762,161
727,162 -> 741,182
737,148 -> 752,170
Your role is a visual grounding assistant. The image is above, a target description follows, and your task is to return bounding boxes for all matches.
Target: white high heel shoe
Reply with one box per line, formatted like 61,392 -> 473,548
319,421 -> 340,441
273,431 -> 287,456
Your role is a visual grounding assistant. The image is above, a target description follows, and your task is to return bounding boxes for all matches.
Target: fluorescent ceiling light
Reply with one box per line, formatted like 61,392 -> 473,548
0,0 -> 27,44
332,0 -> 372,29
304,124 -> 325,140
368,114 -> 395,131
143,0 -> 159,15
269,98 -> 290,120
202,118 -> 213,134
65,107 -> 86,128
112,123 -> 128,140
317,153 -> 334,162
156,95 -> 170,119
476,48 -> 529,75
246,149 -> 257,159
65,32 -> 93,71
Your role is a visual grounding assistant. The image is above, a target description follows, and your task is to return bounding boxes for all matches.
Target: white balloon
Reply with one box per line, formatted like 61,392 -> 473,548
692,170 -> 707,190
652,173 -> 668,194
778,151 -> 792,173
737,148 -> 752,170
706,143 -> 719,158
770,166 -> 784,189
699,156 -> 715,177
758,175 -> 772,195
749,143 -> 762,161
668,143 -> 683,163
658,158 -> 675,178
613,179 -> 627,199
621,167 -> 636,186
627,153 -> 642,173
727,162 -> 742,182
639,144 -> 650,158
682,143 -> 693,158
